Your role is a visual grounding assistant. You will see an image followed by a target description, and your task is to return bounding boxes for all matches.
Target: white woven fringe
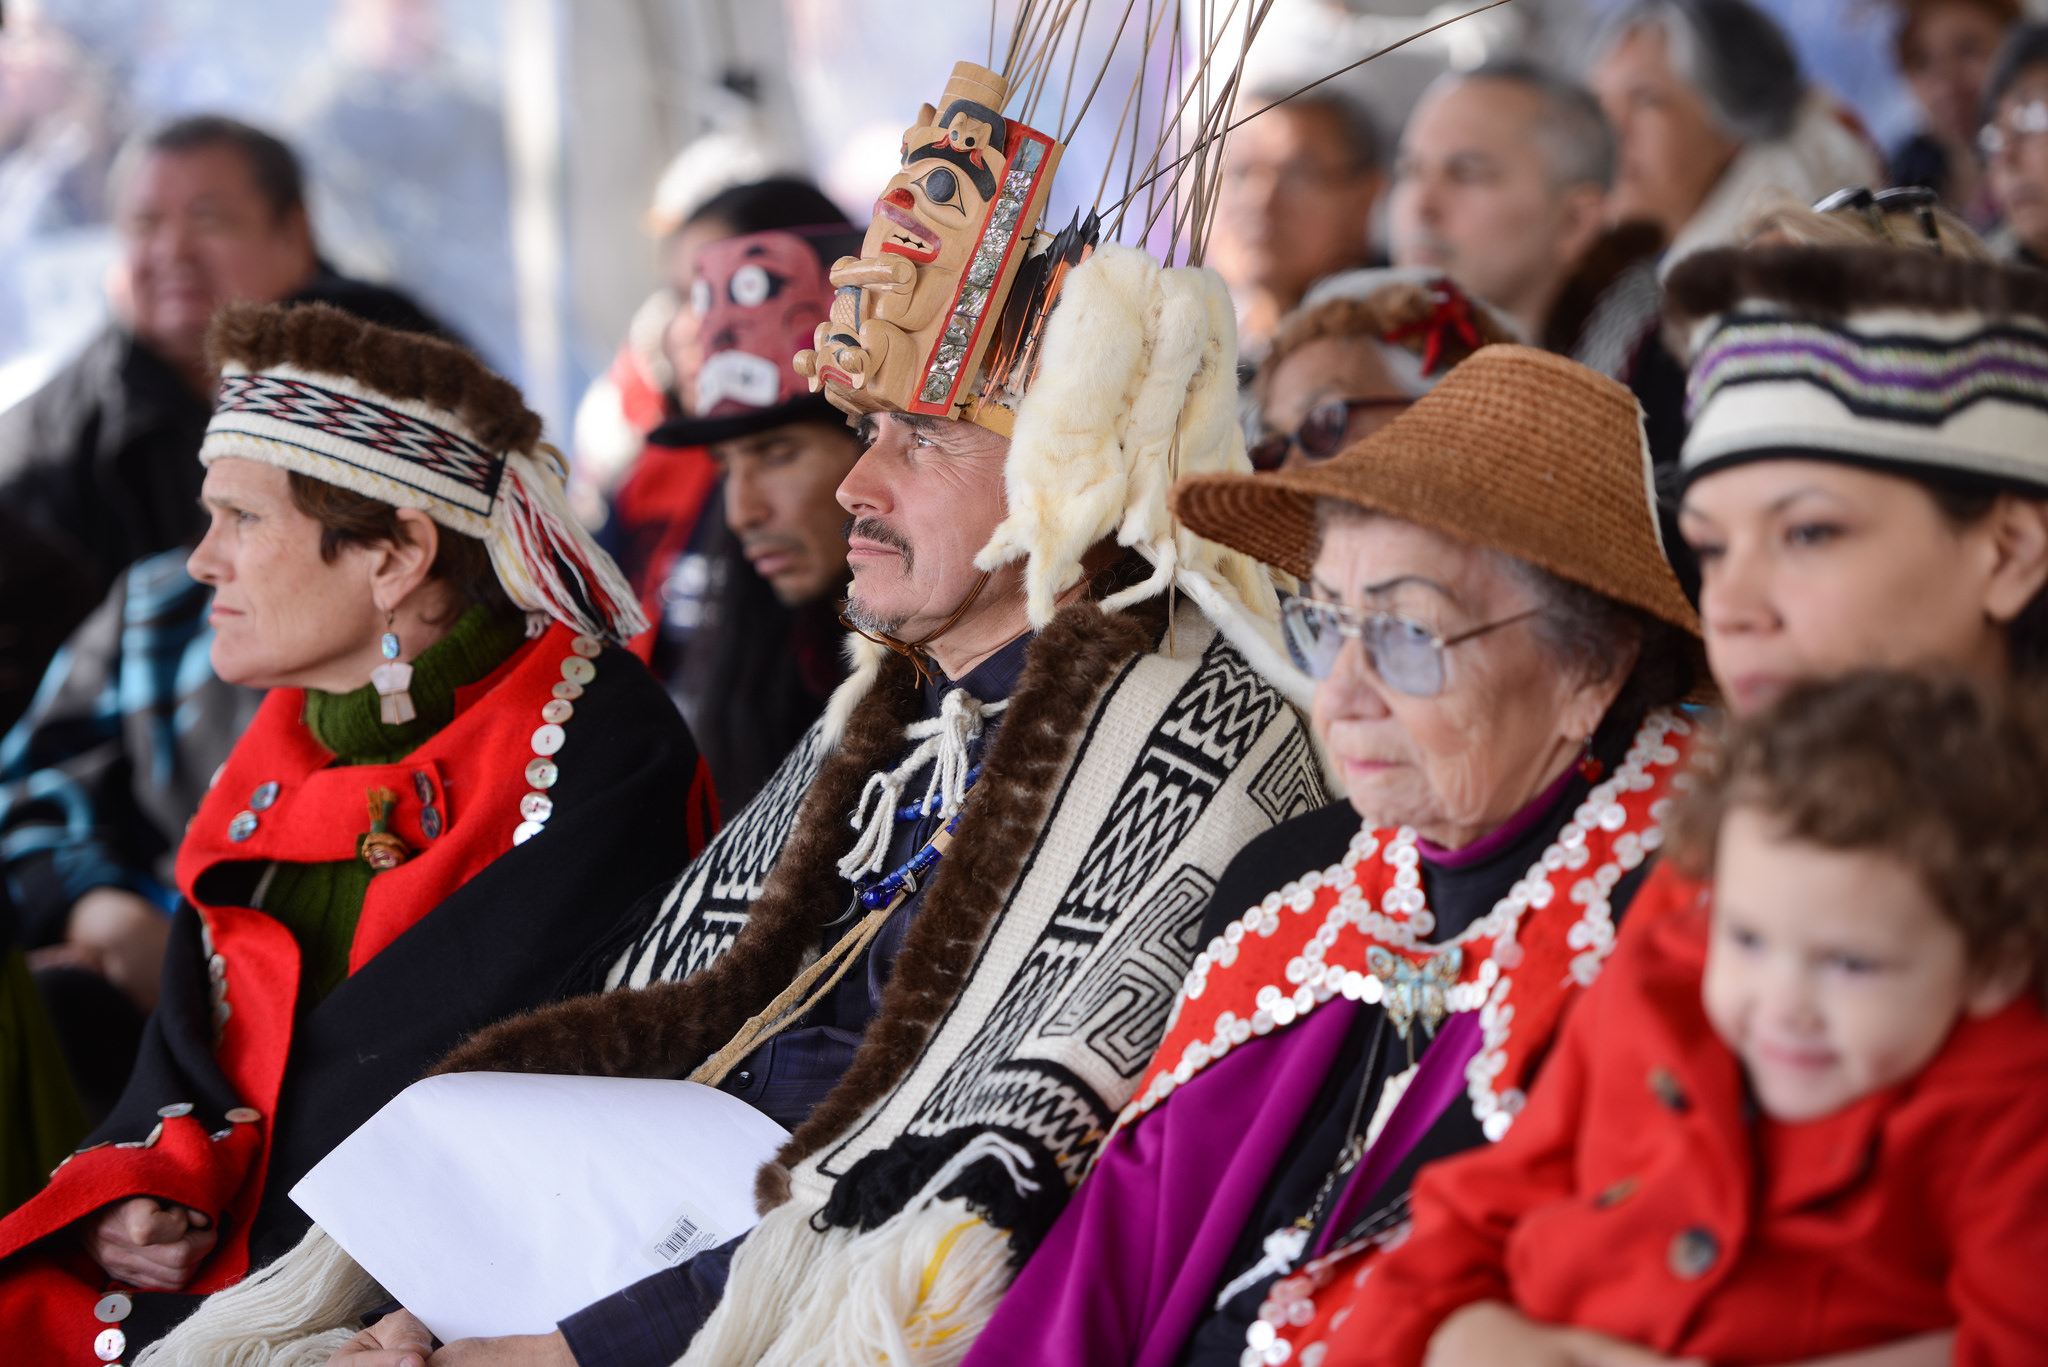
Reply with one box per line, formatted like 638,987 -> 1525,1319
680,1133 -> 1038,1366
135,1223 -> 384,1367
678,1200 -> 1014,1367
836,691 -> 1009,881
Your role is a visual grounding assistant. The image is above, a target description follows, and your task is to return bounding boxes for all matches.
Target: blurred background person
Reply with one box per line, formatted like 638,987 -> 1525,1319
0,114 -> 443,670
1889,0 -> 2022,229
1209,85 -> 1385,366
1983,21 -> 2048,270
1247,269 -> 1514,475
1389,59 -> 1687,473
289,0 -> 517,377
566,135 -> 798,527
1,548 -> 263,1123
1390,62 -> 1612,345
1589,0 -> 1882,268
642,218 -> 864,811
0,4 -> 123,365
601,177 -> 850,618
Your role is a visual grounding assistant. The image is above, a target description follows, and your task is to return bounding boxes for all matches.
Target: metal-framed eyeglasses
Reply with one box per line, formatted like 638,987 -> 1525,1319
1249,395 -> 1412,472
1979,99 -> 2048,160
1812,185 -> 1942,253
1280,596 -> 1542,695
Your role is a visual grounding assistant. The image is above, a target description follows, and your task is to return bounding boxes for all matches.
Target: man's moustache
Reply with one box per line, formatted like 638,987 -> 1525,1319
845,517 -> 915,558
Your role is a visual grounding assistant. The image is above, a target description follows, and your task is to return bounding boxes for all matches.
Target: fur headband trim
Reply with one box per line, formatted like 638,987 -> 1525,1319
208,301 -> 540,454
1665,245 -> 2048,343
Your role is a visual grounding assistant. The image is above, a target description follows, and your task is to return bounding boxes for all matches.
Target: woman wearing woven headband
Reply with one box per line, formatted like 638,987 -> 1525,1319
0,304 -> 711,1360
1246,270 -> 1515,473
969,346 -> 1706,1367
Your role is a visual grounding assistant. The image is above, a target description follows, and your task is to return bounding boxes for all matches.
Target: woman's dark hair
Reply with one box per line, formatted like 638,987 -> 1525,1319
1499,554 -> 1702,726
286,472 -> 514,623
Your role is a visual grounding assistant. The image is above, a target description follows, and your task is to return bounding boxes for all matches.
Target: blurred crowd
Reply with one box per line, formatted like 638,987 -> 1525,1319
2,1 -> 2048,1365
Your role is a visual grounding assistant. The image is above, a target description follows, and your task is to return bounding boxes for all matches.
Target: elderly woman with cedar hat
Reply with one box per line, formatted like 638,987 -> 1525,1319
967,344 -> 1706,1367
0,304 -> 712,1361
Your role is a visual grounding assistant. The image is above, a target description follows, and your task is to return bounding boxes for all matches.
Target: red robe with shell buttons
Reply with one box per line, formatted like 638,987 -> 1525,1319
0,622 -> 714,1360
1349,895 -> 2048,1366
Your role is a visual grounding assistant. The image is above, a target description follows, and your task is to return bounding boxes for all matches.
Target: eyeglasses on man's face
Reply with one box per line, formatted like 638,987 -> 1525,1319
1280,595 -> 1540,696
1249,395 -> 1412,472
1979,99 -> 2048,159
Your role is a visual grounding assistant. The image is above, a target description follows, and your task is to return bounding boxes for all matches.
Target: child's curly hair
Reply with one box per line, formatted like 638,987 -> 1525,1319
1669,671 -> 2048,1003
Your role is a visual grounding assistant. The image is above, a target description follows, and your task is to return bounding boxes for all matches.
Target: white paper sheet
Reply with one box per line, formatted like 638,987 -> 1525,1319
291,1071 -> 789,1343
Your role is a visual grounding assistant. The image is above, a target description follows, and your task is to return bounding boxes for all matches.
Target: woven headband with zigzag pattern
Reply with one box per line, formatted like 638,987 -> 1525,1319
212,371 -> 507,518
200,361 -> 647,641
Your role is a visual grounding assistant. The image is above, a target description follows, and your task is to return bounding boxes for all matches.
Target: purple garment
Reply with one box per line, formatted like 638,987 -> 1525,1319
970,767 -> 1592,1367
965,1000 -> 1358,1367
1311,1010 -> 1480,1258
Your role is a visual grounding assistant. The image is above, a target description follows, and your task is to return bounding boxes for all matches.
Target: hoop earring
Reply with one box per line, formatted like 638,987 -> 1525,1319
370,611 -> 416,725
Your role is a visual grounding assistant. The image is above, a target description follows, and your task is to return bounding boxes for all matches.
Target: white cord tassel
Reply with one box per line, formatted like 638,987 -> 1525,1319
836,693 -> 1008,882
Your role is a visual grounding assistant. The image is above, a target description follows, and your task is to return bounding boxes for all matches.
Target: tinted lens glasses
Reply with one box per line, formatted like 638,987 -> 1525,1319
1249,396 -> 1412,472
1281,596 -> 1540,696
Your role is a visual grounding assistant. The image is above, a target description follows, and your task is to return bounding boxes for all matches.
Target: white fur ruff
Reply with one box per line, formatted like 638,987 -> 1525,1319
978,245 -> 1283,635
679,1139 -> 1031,1367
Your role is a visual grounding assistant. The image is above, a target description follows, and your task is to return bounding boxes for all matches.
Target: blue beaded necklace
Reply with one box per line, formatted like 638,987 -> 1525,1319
856,765 -> 984,911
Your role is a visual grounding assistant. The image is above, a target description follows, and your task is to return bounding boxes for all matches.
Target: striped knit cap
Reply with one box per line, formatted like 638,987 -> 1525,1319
198,302 -> 646,642
1668,244 -> 2048,495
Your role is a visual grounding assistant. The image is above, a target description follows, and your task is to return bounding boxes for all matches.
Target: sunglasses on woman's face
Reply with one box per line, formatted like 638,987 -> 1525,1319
1249,395 -> 1412,473
1281,595 -> 1540,695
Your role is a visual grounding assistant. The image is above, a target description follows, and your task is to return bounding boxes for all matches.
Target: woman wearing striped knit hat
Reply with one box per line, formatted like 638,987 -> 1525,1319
0,303 -> 715,1362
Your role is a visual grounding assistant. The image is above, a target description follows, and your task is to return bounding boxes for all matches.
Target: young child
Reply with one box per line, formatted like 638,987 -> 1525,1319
1346,670 -> 2048,1367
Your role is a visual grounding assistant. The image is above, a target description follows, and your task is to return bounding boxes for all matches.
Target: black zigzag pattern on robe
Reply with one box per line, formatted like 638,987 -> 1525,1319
897,638 -> 1285,1175
607,723 -> 828,987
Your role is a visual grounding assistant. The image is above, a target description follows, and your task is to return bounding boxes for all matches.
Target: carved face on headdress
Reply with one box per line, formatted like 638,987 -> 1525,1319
863,98 -> 1009,288
795,61 -> 1064,432
685,230 -> 836,420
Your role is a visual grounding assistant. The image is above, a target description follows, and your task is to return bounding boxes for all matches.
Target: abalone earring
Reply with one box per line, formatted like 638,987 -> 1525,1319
370,612 -> 416,725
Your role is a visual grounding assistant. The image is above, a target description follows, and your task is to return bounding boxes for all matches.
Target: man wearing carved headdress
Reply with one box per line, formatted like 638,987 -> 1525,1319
157,58 -> 1331,1367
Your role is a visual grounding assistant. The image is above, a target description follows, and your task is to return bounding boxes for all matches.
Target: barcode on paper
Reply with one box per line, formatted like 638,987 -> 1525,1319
646,1200 -> 722,1267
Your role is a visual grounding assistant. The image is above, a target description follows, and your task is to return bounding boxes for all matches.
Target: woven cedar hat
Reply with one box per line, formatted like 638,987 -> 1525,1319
1173,345 -> 1699,635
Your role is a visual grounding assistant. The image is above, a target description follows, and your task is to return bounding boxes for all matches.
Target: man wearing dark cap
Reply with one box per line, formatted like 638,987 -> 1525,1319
644,220 -> 867,810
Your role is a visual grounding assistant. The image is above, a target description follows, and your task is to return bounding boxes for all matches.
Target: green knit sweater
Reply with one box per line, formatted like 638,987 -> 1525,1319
261,607 -> 526,1007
